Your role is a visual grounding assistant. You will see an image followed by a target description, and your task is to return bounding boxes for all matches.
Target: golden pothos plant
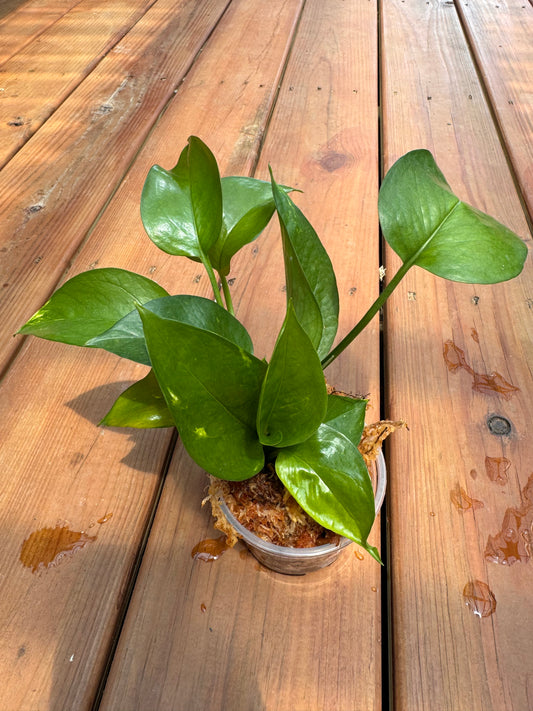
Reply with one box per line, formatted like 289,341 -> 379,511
19,137 -> 528,562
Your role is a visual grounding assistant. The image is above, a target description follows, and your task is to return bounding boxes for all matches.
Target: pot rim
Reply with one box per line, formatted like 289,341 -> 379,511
218,448 -> 386,560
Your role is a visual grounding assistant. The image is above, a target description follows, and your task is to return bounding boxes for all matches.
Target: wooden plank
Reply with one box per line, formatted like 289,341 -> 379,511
0,0 -> 158,168
0,0 -> 28,22
0,0 -> 84,65
0,342 -> 173,711
454,0 -> 533,221
0,0 -> 306,708
0,0 -> 230,375
99,1 -> 382,709
381,2 -> 533,710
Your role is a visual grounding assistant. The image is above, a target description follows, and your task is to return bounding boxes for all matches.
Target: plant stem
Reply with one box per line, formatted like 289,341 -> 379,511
321,261 -> 412,370
202,256 -> 225,308
220,275 -> 235,315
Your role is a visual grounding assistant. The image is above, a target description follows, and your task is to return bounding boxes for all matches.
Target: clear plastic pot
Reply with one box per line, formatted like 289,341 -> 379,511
219,449 -> 386,575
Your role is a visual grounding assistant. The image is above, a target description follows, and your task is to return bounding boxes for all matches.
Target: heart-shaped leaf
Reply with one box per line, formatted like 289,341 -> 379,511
257,302 -> 327,447
87,294 -> 254,364
101,370 -> 173,428
141,136 -> 222,259
379,150 -> 528,283
18,268 -> 168,345
209,177 -> 294,276
276,424 -> 380,562
271,171 -> 339,358
138,303 -> 267,480
324,393 -> 367,448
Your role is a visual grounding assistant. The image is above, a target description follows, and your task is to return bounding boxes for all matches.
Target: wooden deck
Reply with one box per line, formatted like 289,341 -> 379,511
0,1 -> 531,709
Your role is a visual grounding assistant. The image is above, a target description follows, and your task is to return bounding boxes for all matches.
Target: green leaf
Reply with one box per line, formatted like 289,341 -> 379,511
324,394 -> 367,448
18,268 -> 168,345
189,136 -> 223,254
257,301 -> 327,447
101,370 -> 174,428
270,170 -> 339,358
276,424 -> 380,562
379,150 -> 528,284
209,177 -> 293,276
138,303 -> 267,480
87,294 -> 254,365
140,136 -> 222,259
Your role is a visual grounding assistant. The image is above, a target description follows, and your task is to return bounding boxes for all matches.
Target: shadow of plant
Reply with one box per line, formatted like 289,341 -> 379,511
66,381 -> 176,475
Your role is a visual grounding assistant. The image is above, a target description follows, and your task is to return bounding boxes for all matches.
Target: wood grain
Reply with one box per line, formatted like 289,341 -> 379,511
0,0 -> 83,64
0,0 -> 230,374
0,341 -> 173,711
0,0 -> 158,168
0,0 -> 307,708
381,1 -> 533,710
455,0 -> 533,221
1,0 -> 531,708
99,0 -> 382,709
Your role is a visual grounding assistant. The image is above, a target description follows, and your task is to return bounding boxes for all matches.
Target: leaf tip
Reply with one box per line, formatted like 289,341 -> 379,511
365,543 -> 383,565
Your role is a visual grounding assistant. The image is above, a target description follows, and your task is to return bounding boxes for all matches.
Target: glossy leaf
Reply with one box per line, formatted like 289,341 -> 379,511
101,370 -> 173,428
209,177 -> 293,276
324,394 -> 367,448
138,303 -> 267,480
140,136 -> 222,259
87,294 -> 254,365
379,150 -> 528,283
18,268 -> 168,345
271,171 -> 339,358
257,302 -> 327,447
276,424 -> 380,562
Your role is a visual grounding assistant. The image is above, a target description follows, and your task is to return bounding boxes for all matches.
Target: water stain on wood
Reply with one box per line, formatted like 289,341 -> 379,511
20,525 -> 97,574
191,536 -> 229,562
485,473 -> 533,566
450,484 -> 484,512
443,340 -> 519,400
20,514 -> 113,573
485,456 -> 510,485
463,580 -> 497,618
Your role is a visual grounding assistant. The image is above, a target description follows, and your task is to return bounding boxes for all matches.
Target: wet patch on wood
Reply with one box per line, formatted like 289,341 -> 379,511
485,473 -> 533,566
443,340 -> 519,400
20,514 -> 113,573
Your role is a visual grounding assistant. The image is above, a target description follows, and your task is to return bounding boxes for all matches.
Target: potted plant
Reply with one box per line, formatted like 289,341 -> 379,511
19,137 -> 527,574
